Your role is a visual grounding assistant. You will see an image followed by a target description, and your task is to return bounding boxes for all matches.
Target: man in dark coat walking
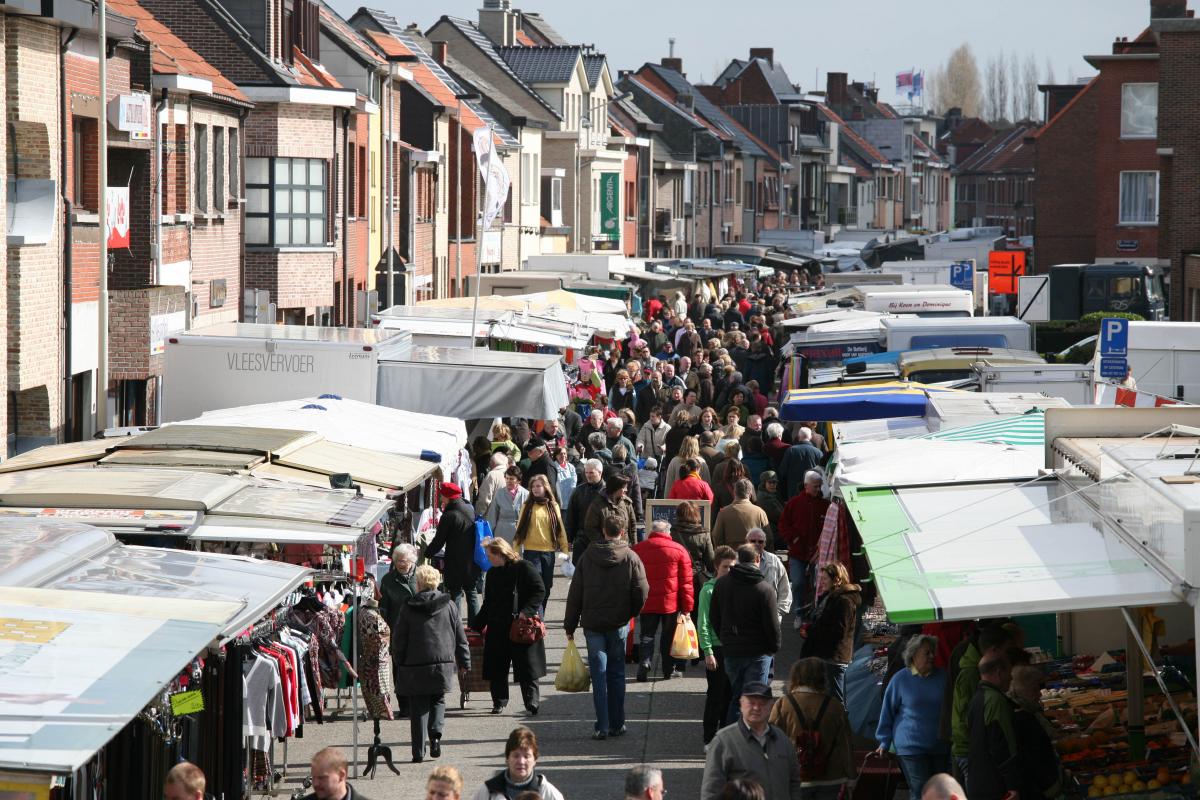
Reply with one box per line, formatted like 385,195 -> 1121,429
568,459 -> 606,564
421,483 -> 481,622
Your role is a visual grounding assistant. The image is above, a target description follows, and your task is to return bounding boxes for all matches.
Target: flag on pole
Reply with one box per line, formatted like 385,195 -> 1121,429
472,126 -> 510,231
911,71 -> 924,98
895,69 -> 914,91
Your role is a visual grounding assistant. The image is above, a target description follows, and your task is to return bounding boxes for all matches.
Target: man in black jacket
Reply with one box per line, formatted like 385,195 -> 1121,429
421,482 -> 481,623
967,654 -> 1021,800
709,544 -> 780,723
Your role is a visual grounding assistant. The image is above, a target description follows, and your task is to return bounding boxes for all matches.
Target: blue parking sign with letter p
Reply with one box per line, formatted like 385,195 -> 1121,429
949,262 -> 973,291
1099,317 -> 1129,357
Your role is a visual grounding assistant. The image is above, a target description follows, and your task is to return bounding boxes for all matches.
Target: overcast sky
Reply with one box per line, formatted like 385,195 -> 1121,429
338,0 -> 1151,104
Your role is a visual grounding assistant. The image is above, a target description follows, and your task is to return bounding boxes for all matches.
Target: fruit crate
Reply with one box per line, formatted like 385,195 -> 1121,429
1072,764 -> 1192,798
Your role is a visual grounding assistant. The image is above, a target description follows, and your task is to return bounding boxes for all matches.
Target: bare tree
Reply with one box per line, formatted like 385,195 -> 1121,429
1021,53 -> 1040,121
940,43 -> 982,117
983,53 -> 1000,121
1044,56 -> 1056,85
1009,52 -> 1023,122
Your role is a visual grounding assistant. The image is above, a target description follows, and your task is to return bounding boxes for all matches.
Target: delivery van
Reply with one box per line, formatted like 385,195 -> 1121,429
859,285 -> 974,317
897,347 -> 1045,384
882,316 -> 1030,352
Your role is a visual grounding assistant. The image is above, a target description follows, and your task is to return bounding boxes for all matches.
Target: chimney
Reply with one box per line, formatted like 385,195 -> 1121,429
749,47 -> 774,65
827,72 -> 848,105
661,56 -> 684,74
432,40 -> 448,65
479,0 -> 515,46
1151,0 -> 1188,18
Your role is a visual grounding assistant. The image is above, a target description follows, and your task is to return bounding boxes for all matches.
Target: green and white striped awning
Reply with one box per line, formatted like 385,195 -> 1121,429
842,480 -> 1179,624
920,410 -> 1044,447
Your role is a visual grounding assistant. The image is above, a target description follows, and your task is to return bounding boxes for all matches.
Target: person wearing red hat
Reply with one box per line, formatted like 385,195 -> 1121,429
422,483 -> 480,622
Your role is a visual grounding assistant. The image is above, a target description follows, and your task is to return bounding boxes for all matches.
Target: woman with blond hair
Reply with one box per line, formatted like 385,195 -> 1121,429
490,423 -> 521,463
513,474 -> 569,608
425,765 -> 465,800
608,369 -> 638,415
471,538 -> 547,715
800,562 -> 863,704
663,435 -> 711,497
392,564 -> 470,762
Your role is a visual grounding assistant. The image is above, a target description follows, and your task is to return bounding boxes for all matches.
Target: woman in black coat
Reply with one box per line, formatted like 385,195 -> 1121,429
391,564 -> 470,762
471,538 -> 547,715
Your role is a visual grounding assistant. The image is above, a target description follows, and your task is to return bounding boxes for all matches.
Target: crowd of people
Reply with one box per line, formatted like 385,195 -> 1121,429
166,271 -> 1063,799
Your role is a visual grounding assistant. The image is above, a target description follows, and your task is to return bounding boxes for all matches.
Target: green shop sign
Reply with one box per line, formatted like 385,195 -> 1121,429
599,172 -> 619,240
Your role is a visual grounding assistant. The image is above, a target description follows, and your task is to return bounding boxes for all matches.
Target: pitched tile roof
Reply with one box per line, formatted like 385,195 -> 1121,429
498,45 -> 581,85
359,10 -> 517,147
643,63 -> 767,158
105,0 -> 249,104
518,12 -> 568,46
715,57 -> 797,102
582,54 -> 606,90
514,29 -> 536,47
946,117 -> 995,147
956,124 -> 1037,174
435,16 -> 561,121
293,47 -> 342,88
818,104 -> 888,165
628,72 -> 727,140
318,1 -> 384,68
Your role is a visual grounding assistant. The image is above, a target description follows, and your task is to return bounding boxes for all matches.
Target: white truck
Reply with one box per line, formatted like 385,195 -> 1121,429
973,362 -> 1094,405
1124,321 -> 1200,402
858,285 -> 974,317
163,323 -> 568,422
881,259 -> 989,314
163,323 -> 411,422
882,316 -> 1031,352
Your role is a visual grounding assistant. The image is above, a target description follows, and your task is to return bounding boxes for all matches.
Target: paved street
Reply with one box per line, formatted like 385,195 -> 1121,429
280,568 -> 803,799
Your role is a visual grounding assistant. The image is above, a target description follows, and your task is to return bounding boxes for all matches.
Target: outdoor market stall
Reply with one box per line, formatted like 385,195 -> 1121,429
832,407 -> 1200,797
0,518 -> 311,798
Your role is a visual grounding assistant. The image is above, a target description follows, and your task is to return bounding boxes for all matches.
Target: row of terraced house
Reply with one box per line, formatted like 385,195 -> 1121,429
0,0 -> 967,450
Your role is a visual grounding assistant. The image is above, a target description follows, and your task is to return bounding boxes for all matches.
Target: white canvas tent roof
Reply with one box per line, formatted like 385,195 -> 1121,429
189,396 -> 466,477
0,519 -> 309,774
0,588 -> 231,772
0,468 -> 391,533
379,347 -> 569,420
840,479 -> 1179,623
833,439 -> 1043,490
0,520 -> 309,636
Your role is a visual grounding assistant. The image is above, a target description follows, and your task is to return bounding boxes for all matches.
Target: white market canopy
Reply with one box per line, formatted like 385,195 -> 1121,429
833,439 -> 1043,490
0,519 -> 310,773
841,479 -> 1180,624
189,395 -> 466,477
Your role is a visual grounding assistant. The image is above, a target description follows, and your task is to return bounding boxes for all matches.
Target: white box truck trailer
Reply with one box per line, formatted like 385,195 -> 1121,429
162,323 -> 412,423
882,316 -> 1030,351
1124,321 -> 1200,402
163,323 -> 570,422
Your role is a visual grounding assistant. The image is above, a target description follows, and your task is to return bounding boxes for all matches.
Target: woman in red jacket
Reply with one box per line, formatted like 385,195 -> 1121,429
631,519 -> 695,682
667,458 -> 714,502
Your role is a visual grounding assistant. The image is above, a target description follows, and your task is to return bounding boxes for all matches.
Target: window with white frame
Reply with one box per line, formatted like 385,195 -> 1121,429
1119,171 -> 1159,224
521,153 -> 540,204
244,156 -> 328,246
1120,83 -> 1157,139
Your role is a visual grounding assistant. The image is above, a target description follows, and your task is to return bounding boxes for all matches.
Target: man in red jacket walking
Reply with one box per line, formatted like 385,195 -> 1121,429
632,519 -> 694,682
776,470 -> 829,630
